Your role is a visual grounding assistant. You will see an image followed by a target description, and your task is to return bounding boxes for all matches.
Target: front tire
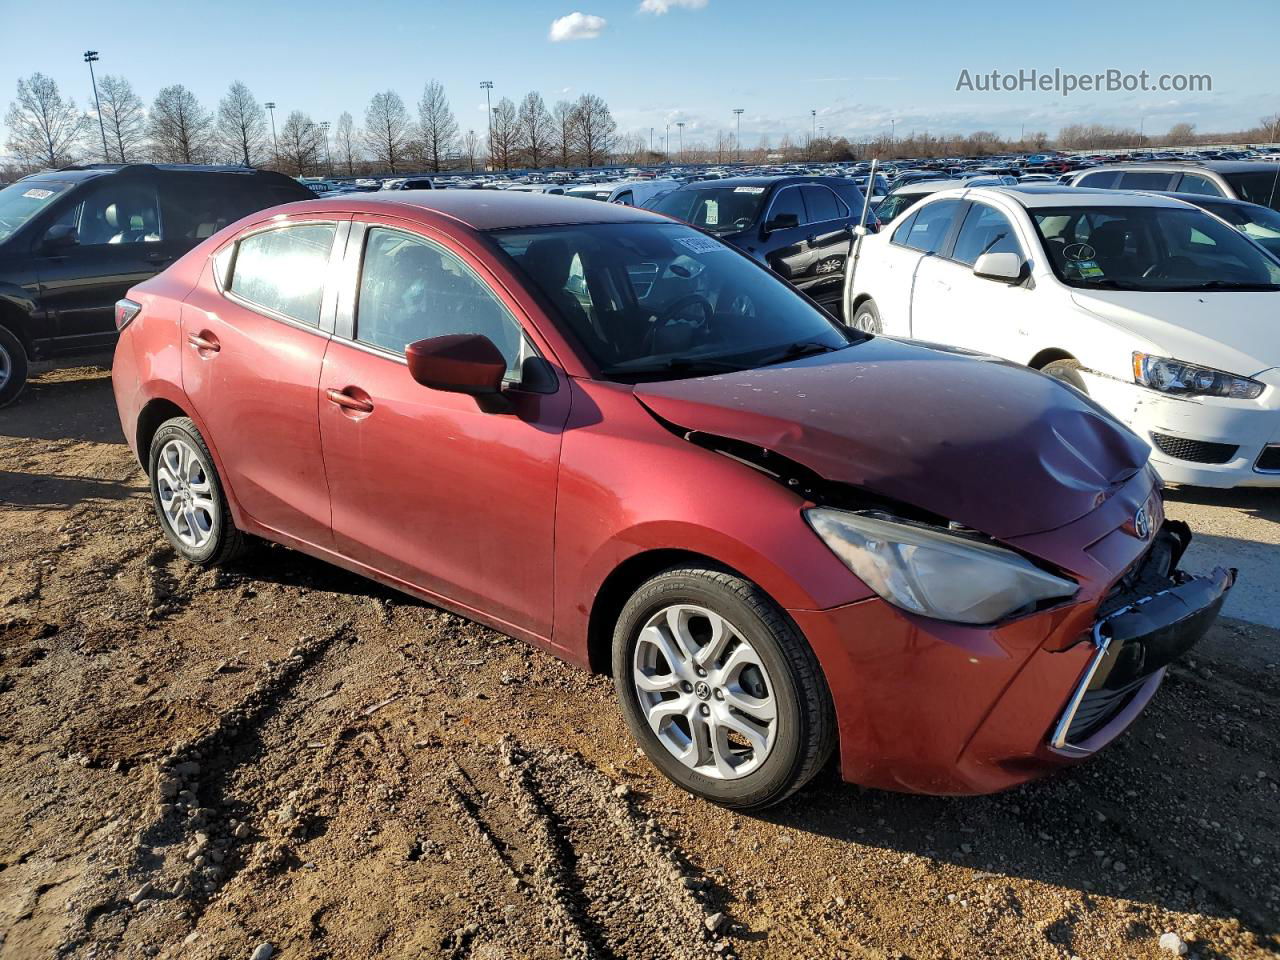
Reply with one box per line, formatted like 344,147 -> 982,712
849,299 -> 882,334
612,567 -> 835,809
148,417 -> 245,566
0,325 -> 30,409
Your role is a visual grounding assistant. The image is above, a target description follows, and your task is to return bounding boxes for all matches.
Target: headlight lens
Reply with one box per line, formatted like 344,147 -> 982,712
1132,353 -> 1263,400
804,508 -> 1078,625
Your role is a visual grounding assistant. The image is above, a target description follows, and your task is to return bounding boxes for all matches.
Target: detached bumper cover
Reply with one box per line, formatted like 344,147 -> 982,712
1049,565 -> 1236,757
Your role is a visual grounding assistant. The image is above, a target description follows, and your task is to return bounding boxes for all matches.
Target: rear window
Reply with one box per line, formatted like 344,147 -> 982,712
229,223 -> 336,325
1224,170 -> 1280,212
161,174 -> 308,247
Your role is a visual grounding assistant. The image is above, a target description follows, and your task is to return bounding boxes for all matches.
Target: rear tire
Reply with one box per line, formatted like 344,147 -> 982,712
612,567 -> 835,809
849,299 -> 882,335
148,417 -> 246,566
1041,357 -> 1088,394
0,325 -> 30,409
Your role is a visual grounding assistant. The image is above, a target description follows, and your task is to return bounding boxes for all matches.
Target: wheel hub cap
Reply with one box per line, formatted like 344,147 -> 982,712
155,438 -> 216,550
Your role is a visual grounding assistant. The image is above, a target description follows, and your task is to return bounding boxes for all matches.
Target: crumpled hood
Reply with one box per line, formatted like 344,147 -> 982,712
1070,289 -> 1280,379
634,337 -> 1150,540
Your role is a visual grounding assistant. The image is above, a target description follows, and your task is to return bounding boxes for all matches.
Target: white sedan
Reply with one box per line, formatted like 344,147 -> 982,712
847,186 -> 1280,488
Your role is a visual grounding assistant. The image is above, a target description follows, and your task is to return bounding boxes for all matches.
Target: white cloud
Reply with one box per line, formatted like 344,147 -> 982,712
638,0 -> 707,13
549,12 -> 607,41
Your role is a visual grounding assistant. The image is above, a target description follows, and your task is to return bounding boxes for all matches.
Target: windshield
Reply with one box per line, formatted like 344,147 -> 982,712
1031,205 -> 1280,292
648,186 -> 769,236
1224,170 -> 1280,212
0,180 -> 71,243
491,222 -> 852,380
874,192 -> 925,224
1200,201 -> 1280,259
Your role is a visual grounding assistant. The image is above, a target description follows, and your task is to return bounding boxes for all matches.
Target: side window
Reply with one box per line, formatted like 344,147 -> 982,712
765,187 -> 805,227
890,209 -> 920,245
898,199 -> 962,254
1076,171 -> 1120,190
1118,172 -> 1177,191
53,180 -> 163,247
951,204 -> 1024,265
229,223 -> 336,326
1175,174 -> 1224,197
613,190 -> 635,206
800,185 -> 844,223
355,228 -> 524,379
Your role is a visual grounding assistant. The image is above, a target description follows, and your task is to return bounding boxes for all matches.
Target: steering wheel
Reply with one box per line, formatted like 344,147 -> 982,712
642,294 -> 715,354
732,216 -> 752,230
1142,255 -> 1196,280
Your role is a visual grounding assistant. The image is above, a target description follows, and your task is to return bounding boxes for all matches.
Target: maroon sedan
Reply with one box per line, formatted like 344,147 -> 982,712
111,192 -> 1233,808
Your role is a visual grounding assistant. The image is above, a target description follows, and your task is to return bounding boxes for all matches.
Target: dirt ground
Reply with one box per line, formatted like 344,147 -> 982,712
0,365 -> 1277,960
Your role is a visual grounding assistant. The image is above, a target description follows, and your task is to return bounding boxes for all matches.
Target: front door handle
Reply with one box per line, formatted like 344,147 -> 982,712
145,251 -> 175,264
325,388 -> 374,414
187,332 -> 220,353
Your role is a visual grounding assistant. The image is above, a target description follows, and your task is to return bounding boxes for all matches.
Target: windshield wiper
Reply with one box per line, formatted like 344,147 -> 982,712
601,356 -> 746,378
756,341 -> 844,366
1163,280 -> 1280,292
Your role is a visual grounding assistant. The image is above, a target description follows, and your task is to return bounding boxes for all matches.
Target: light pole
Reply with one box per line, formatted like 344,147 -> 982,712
84,51 -> 109,162
664,121 -> 670,164
733,108 -> 743,164
650,127 -> 654,159
319,121 -> 331,176
480,81 -> 494,169
264,102 -> 279,164
676,121 -> 685,163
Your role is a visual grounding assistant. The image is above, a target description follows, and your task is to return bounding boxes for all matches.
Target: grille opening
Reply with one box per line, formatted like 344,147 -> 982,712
1150,432 -> 1238,465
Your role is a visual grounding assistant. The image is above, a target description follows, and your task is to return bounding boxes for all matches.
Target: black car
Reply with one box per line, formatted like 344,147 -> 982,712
0,163 -> 313,406
646,176 -> 871,314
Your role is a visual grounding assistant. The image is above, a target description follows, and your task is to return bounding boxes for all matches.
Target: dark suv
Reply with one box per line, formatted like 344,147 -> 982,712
0,163 -> 312,405
647,176 -> 871,314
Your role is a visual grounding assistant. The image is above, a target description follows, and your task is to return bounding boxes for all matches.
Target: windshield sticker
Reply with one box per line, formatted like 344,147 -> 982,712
675,235 -> 726,255
1073,260 -> 1105,278
1063,242 -> 1096,262
22,188 -> 54,200
733,186 -> 766,194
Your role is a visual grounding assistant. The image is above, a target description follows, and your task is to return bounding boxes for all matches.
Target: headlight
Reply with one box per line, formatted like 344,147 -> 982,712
1132,353 -> 1263,400
804,508 -> 1078,625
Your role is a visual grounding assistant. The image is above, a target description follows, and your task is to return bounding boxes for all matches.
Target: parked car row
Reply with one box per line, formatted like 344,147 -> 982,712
105,187 -> 1236,809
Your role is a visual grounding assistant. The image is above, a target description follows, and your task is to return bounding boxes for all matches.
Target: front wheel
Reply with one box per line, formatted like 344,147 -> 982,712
849,299 -> 882,334
1041,357 -> 1088,394
148,417 -> 246,566
612,567 -> 835,809
0,325 -> 30,409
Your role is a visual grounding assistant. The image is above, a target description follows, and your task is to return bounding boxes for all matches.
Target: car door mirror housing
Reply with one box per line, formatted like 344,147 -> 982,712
973,251 -> 1025,284
406,334 -> 508,400
42,223 -> 78,252
763,212 -> 800,235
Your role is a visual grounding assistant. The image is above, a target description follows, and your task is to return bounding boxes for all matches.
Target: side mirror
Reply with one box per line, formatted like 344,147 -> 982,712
763,212 -> 799,234
406,334 -> 508,407
42,223 -> 78,251
973,251 -> 1025,284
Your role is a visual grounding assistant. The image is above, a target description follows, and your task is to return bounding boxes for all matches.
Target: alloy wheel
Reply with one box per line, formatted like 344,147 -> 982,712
155,438 -> 217,550
632,604 -> 777,779
0,342 -> 10,391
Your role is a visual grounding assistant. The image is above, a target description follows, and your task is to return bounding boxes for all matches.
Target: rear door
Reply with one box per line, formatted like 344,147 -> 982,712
181,217 -> 348,547
878,197 -> 964,336
35,176 -> 174,351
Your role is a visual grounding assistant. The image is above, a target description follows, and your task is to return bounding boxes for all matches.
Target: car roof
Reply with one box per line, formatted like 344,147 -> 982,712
19,163 -> 303,186
952,185 -> 1194,209
293,189 -> 666,230
1080,160 -> 1278,174
670,175 -> 845,190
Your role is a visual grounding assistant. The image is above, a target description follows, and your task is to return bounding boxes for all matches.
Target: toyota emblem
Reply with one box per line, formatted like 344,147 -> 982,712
1134,507 -> 1151,541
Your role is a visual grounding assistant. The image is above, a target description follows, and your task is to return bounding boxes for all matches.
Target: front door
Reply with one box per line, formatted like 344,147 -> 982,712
36,178 -> 174,352
181,218 -> 346,546
318,222 -> 569,639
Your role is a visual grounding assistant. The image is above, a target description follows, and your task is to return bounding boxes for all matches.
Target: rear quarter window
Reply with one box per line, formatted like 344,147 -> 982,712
228,223 -> 336,326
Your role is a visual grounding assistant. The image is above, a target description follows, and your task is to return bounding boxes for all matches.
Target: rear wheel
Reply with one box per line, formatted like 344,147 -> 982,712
849,299 -> 882,334
1041,357 -> 1088,394
148,417 -> 246,566
0,325 -> 30,409
612,567 -> 835,809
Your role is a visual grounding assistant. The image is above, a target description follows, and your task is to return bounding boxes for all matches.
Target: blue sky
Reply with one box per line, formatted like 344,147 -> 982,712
3,0 -> 1277,149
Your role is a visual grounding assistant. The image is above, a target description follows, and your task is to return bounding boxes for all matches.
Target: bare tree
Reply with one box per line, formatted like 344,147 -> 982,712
416,80 -> 458,173
1166,122 -> 1198,146
516,91 -> 553,169
4,73 -> 87,169
277,111 -> 323,177
573,93 -> 615,167
216,81 -> 267,167
96,75 -> 146,163
462,128 -> 482,172
490,97 -> 519,171
552,100 -> 577,167
363,91 -> 410,174
333,112 -> 358,176
148,85 -> 213,163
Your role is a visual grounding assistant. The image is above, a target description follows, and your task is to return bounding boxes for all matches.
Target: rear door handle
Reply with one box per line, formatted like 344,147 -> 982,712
187,333 -> 220,353
325,388 -> 374,414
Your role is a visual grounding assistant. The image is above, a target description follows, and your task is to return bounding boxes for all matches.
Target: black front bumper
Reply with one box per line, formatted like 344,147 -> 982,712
1049,528 -> 1236,754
